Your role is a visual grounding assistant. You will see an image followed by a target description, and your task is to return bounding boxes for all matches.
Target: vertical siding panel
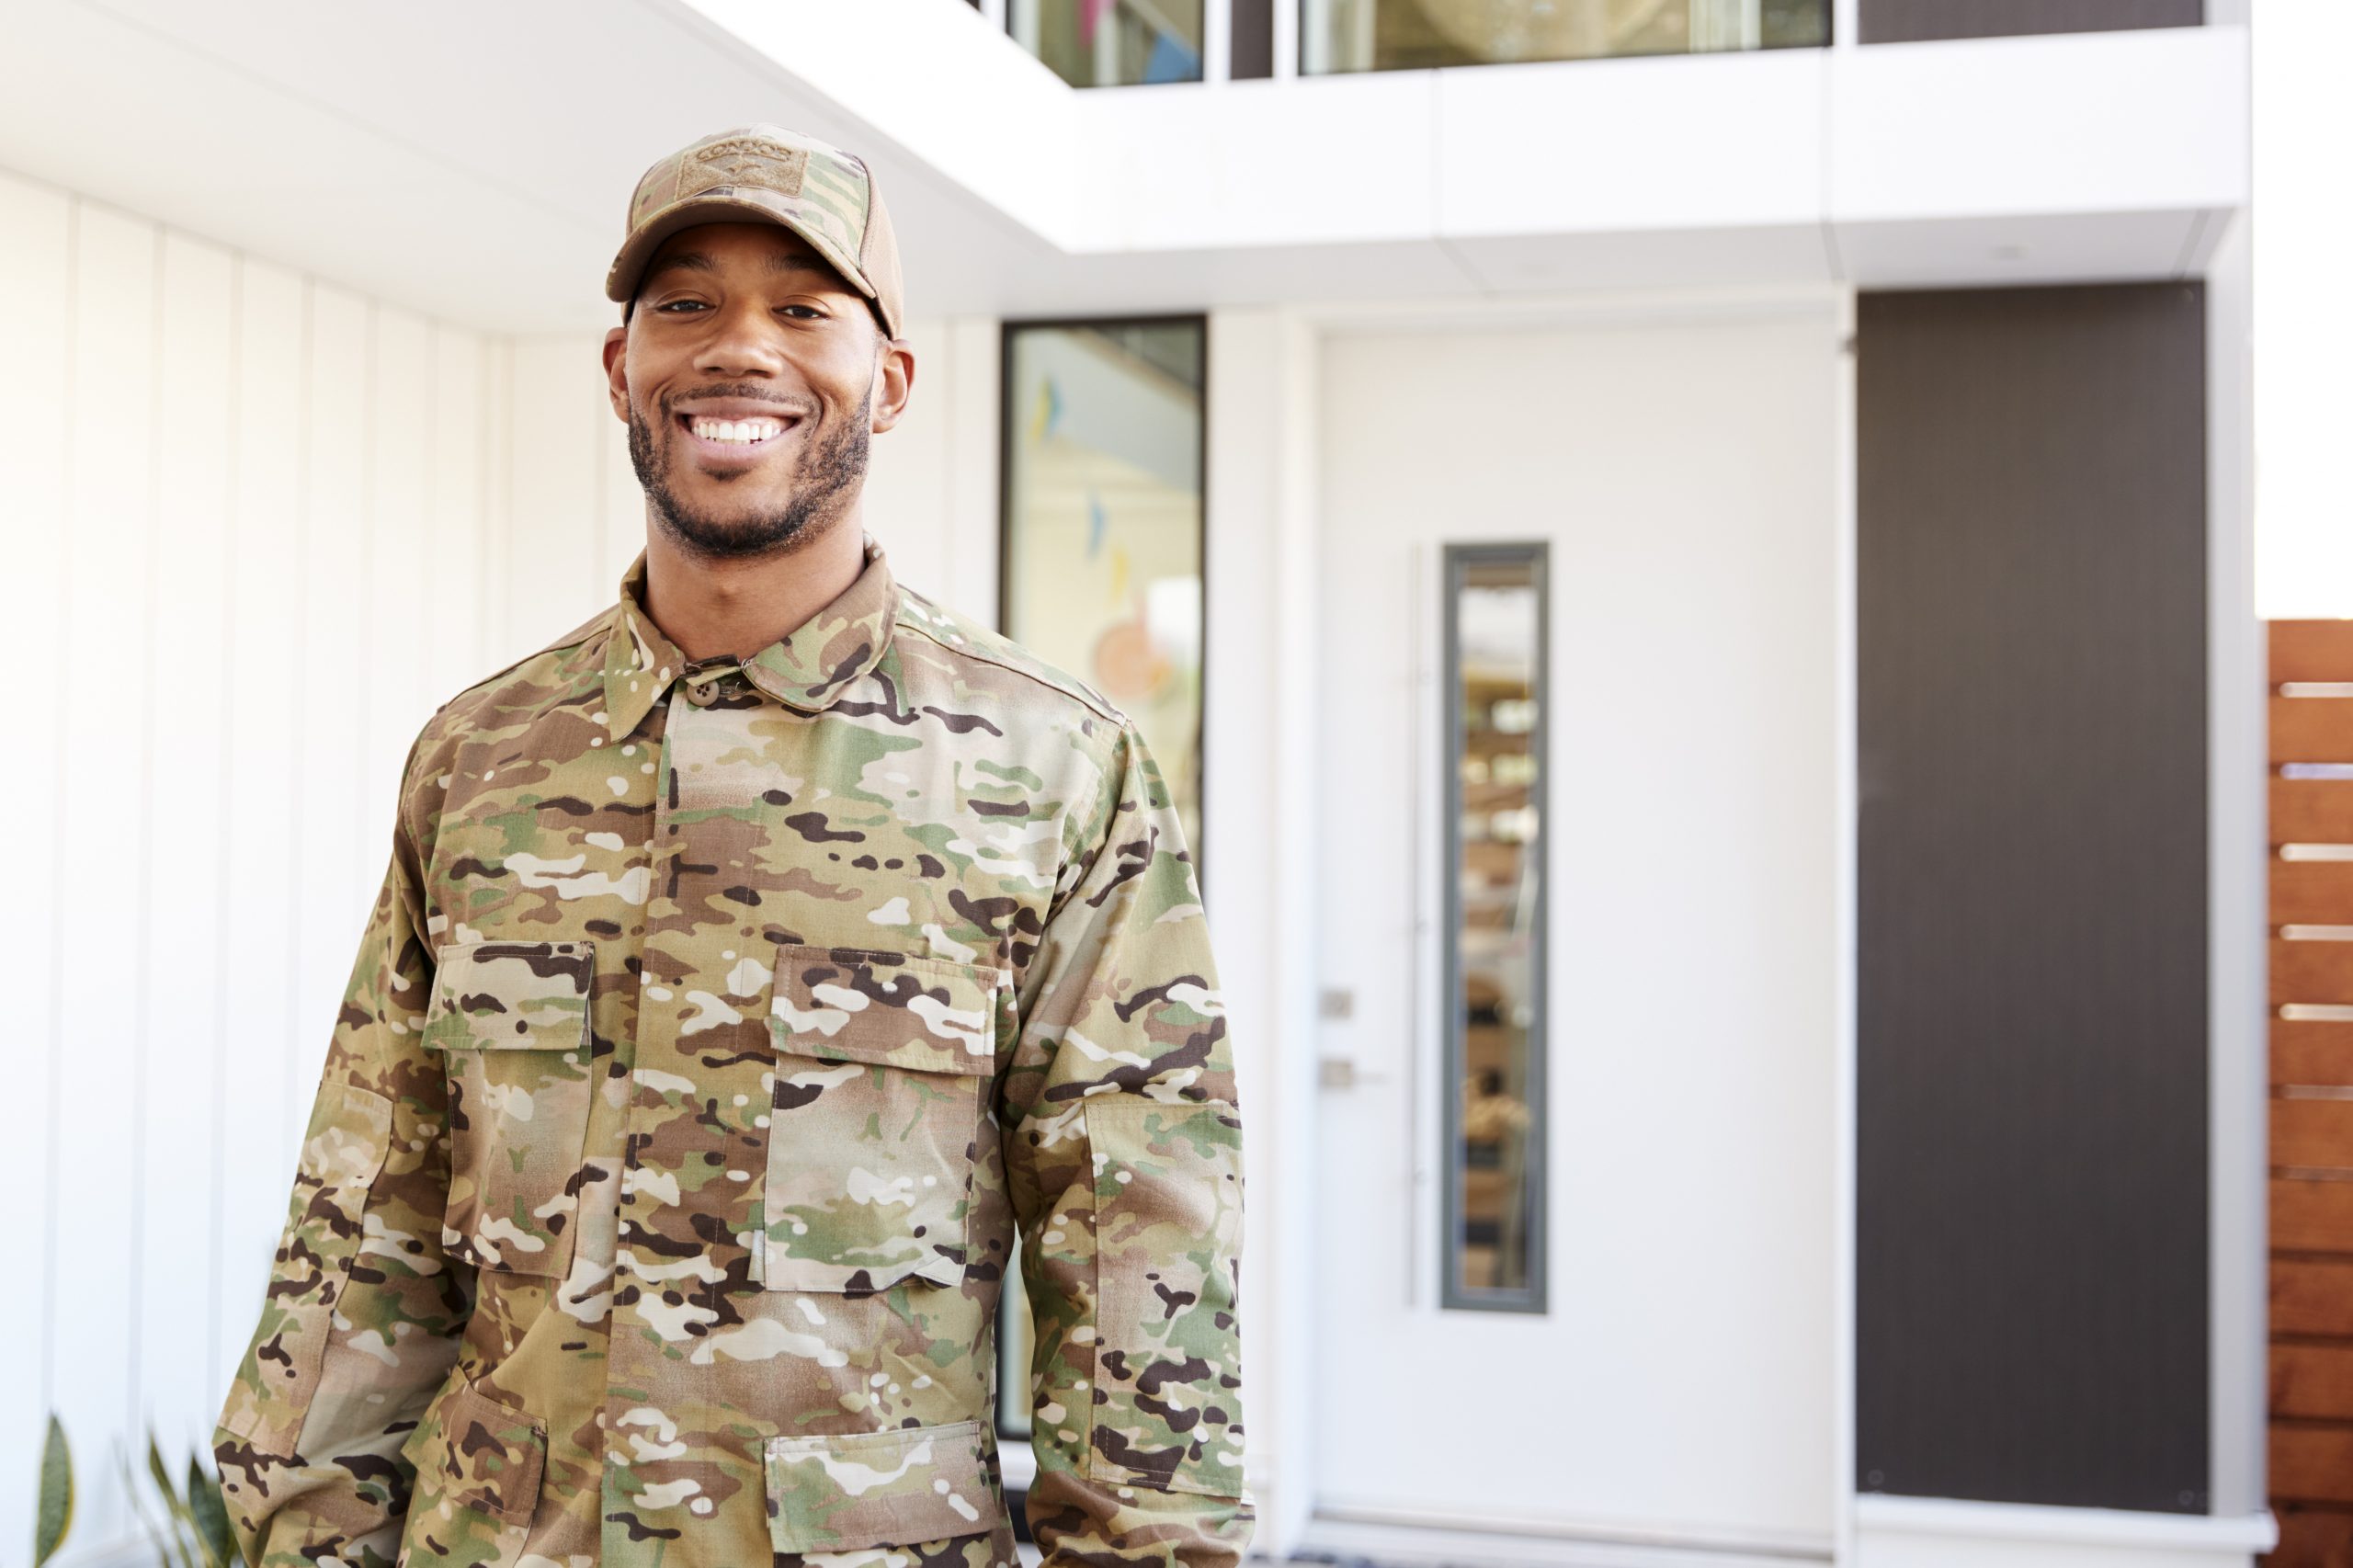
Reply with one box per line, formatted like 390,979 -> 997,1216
290,284 -> 371,1150
483,338 -> 515,666
0,167 -> 71,1564
141,228 -> 237,1456
212,257 -> 309,1395
506,337 -> 602,658
55,199 -> 158,1543
428,327 -> 486,701
369,306 -> 433,819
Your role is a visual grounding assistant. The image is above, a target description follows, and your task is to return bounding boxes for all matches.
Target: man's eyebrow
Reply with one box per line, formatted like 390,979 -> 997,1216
641,248 -> 839,286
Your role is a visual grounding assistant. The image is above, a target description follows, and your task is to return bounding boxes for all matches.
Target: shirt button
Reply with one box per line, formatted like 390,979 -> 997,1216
684,680 -> 719,708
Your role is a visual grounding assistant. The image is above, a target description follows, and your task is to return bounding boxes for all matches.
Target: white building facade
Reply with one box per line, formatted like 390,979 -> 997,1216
0,5 -> 2269,1568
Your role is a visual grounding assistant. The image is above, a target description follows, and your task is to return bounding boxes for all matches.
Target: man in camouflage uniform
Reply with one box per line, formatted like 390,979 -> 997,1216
210,123 -> 1253,1568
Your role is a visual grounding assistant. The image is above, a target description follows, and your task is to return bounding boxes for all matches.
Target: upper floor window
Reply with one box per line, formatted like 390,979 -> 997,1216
1012,0 -> 1205,85
1302,0 -> 1827,74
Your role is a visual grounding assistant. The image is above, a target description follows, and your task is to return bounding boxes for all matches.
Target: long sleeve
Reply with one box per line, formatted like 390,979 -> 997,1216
1000,716 -> 1256,1568
211,754 -> 472,1568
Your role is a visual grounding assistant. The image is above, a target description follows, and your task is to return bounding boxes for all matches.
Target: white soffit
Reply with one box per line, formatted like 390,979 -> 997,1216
0,0 -> 2247,335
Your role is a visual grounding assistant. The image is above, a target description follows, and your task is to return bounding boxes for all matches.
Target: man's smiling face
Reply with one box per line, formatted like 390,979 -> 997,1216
603,220 -> 914,559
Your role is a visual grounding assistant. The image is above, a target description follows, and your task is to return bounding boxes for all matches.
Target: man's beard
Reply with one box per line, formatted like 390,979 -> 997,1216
627,377 -> 872,559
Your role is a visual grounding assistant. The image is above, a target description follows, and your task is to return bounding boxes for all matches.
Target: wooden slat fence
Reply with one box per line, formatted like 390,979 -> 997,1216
2268,620 -> 2353,1563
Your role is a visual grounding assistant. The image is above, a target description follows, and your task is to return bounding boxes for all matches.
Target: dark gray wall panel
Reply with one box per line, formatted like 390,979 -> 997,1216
1861,0 -> 2200,41
1230,0 -> 1272,77
1856,282 -> 2210,1513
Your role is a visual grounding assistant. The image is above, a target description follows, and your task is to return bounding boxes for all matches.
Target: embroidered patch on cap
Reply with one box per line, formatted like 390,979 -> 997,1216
679,137 -> 809,201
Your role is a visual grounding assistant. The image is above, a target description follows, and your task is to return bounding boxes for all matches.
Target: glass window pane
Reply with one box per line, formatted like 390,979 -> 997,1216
1303,0 -> 1827,75
1001,320 -> 1207,864
1012,0 -> 1206,85
1444,543 -> 1547,1312
997,318 -> 1208,1433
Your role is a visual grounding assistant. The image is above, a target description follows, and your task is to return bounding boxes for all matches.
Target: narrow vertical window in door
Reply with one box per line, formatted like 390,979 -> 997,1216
1442,542 -> 1548,1312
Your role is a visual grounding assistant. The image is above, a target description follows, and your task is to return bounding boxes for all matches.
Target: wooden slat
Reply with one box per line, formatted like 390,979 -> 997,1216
2276,1021 -> 2353,1088
2266,1504 -> 2353,1568
2274,1258 -> 2353,1337
2273,620 -> 2353,685
2273,1344 -> 2353,1420
2275,1100 -> 2353,1170
2274,1425 -> 2353,1504
2274,1179 -> 2353,1253
2278,940 -> 2353,1007
2279,860 -> 2353,926
2275,778 -> 2353,846
2275,698 -> 2353,766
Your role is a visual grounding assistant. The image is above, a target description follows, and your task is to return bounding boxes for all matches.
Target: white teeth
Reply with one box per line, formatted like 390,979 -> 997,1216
690,416 -> 786,444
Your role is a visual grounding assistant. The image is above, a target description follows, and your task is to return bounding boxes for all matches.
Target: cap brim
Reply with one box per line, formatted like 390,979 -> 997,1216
604,193 -> 879,310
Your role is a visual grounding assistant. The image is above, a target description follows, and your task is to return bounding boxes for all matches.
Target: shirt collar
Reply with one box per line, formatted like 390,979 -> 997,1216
600,530 -> 900,744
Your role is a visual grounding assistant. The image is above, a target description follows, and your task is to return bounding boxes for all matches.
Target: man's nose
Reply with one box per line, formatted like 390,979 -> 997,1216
693,300 -> 786,376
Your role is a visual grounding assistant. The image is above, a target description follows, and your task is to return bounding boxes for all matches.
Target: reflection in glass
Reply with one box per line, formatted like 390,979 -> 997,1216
1002,320 -> 1207,861
1013,0 -> 1206,85
1303,0 -> 1826,74
1444,544 -> 1546,1311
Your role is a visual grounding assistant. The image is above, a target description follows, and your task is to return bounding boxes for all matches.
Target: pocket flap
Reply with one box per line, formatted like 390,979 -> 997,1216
770,945 -> 1003,1075
422,940 -> 594,1052
764,1418 -> 998,1553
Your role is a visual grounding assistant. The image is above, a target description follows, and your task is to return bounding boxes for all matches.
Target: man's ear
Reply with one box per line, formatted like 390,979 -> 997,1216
602,325 -> 630,423
868,337 -> 916,436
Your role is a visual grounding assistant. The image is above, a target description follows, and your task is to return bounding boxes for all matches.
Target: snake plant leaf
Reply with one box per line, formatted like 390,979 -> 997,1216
141,1431 -> 197,1568
188,1453 -> 233,1568
146,1431 -> 180,1508
34,1413 -> 72,1567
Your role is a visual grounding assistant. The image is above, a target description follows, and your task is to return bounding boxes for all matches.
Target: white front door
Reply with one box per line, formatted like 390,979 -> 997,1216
1308,303 -> 1844,1554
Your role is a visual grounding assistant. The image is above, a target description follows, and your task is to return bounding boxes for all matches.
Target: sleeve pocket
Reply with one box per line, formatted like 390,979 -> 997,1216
216,1080 -> 395,1457
1082,1097 -> 1249,1499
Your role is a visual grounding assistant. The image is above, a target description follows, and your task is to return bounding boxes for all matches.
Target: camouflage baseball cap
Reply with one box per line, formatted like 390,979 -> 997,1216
606,123 -> 904,340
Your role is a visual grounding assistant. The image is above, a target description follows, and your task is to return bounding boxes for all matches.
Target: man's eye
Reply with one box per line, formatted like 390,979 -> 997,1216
780,305 -> 824,320
655,300 -> 708,313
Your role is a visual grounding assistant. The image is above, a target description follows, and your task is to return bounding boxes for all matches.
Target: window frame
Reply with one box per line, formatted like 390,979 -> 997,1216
994,311 -> 1214,1444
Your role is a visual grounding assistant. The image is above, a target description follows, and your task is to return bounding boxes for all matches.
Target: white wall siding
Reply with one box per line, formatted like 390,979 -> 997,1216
0,165 -> 511,1562
0,167 -> 1013,1555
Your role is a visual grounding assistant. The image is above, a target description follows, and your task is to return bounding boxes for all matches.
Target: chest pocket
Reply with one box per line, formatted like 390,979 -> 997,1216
420,939 -> 597,1279
761,944 -> 1007,1294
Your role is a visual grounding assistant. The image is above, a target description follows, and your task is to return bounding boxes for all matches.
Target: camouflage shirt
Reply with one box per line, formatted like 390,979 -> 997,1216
211,532 -> 1253,1568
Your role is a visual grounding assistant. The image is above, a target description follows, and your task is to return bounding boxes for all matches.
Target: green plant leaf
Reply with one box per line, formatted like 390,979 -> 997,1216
125,1437 -> 193,1568
117,1443 -> 174,1568
34,1413 -> 72,1567
147,1430 -> 183,1510
188,1452 -> 234,1568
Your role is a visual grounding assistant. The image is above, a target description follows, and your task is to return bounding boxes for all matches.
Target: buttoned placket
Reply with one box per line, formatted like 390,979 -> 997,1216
586,536 -> 920,1564
606,666 -> 760,1566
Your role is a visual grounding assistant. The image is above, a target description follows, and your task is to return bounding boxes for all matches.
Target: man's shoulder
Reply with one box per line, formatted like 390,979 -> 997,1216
403,605 -> 613,782
891,583 -> 1130,730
